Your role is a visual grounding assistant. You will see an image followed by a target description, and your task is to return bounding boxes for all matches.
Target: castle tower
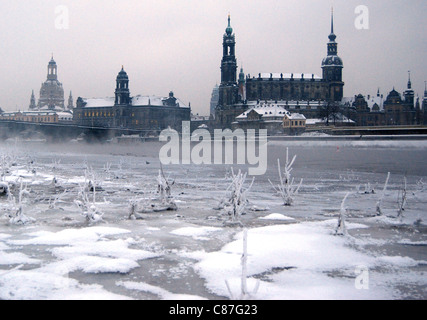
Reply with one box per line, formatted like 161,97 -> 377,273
114,66 -> 131,106
321,9 -> 344,102
29,90 -> 37,110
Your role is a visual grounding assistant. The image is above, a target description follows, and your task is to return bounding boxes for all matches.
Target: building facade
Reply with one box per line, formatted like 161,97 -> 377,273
233,102 -> 306,135
352,74 -> 422,127
73,68 -> 191,133
215,12 -> 344,129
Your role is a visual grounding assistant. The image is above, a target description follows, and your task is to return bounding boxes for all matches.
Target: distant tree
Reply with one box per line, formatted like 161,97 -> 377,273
319,101 -> 341,126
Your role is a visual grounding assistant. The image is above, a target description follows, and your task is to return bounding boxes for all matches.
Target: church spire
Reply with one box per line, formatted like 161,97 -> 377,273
225,13 -> 233,36
328,8 -> 337,43
67,91 -> 74,110
29,90 -> 37,110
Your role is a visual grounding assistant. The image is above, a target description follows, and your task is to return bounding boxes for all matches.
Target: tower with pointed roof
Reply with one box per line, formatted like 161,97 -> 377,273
219,15 -> 238,106
115,66 -> 131,106
29,90 -> 37,110
67,91 -> 74,110
321,9 -> 344,102
404,71 -> 415,106
216,15 -> 245,128
38,56 -> 65,110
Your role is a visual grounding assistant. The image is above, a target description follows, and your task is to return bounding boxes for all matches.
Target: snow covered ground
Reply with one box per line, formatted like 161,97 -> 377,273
0,139 -> 426,300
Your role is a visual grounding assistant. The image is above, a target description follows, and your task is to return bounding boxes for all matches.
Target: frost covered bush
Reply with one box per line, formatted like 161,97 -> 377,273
218,168 -> 254,227
155,167 -> 177,211
75,180 -> 103,224
269,148 -> 302,206
376,172 -> 390,216
128,198 -> 143,220
397,176 -> 407,220
5,181 -> 34,225
129,167 -> 177,214
335,193 -> 349,236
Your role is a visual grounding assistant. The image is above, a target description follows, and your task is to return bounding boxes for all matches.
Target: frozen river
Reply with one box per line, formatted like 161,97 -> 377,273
0,139 -> 426,300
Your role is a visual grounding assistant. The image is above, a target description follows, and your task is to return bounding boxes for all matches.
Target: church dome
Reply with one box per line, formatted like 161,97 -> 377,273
322,55 -> 343,67
117,67 -> 129,80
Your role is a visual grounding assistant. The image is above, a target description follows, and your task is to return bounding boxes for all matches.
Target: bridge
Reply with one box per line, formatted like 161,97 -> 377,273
1,120 -> 427,143
0,120 -> 160,143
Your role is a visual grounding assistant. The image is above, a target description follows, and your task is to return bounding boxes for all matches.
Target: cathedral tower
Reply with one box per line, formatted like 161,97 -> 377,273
321,9 -> 344,102
219,15 -> 238,106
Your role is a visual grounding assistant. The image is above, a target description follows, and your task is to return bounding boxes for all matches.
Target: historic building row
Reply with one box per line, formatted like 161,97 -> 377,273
73,67 -> 191,132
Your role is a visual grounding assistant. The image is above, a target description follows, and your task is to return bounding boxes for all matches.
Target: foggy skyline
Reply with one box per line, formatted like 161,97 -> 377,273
0,0 -> 426,115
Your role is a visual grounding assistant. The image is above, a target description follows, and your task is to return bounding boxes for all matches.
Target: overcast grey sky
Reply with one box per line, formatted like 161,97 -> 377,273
0,0 -> 426,114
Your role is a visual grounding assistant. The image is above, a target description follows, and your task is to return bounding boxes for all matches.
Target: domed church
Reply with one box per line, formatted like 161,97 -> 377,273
29,56 -> 73,111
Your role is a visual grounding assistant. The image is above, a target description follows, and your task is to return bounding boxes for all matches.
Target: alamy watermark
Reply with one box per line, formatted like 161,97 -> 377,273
355,5 -> 369,30
55,5 -> 69,30
159,121 -> 268,176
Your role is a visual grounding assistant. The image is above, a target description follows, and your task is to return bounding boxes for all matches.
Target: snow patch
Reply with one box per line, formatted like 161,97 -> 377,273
259,213 -> 294,221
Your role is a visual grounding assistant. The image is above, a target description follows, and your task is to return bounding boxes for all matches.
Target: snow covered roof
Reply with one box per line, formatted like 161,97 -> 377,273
57,111 -> 73,120
132,95 -> 189,108
366,95 -> 385,111
285,113 -> 306,120
250,73 -> 322,80
236,103 -> 291,120
82,98 -> 115,108
1,111 -> 58,116
236,102 -> 305,121
82,95 -> 189,109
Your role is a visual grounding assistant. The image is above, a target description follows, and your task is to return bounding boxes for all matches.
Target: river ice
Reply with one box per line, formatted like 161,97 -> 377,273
0,139 -> 426,300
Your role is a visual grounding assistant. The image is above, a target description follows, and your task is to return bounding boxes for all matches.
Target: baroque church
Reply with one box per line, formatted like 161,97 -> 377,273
29,56 -> 73,111
0,57 -> 74,124
215,12 -> 344,129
